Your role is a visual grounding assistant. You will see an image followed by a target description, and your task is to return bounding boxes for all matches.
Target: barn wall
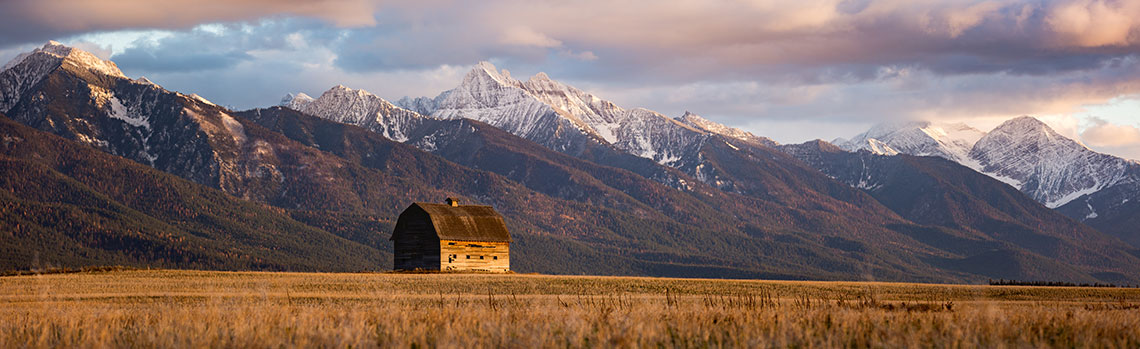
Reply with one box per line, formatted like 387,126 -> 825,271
393,211 -> 441,271
439,240 -> 510,272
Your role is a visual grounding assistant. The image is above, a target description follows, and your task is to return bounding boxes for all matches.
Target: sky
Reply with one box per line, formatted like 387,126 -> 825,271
1,0 -> 1139,159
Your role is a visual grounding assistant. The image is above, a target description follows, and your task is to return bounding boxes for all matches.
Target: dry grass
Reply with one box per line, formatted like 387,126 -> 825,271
1,270 -> 1138,348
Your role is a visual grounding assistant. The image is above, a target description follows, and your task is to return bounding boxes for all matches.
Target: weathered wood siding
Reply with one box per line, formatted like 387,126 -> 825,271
439,240 -> 509,272
392,210 -> 441,271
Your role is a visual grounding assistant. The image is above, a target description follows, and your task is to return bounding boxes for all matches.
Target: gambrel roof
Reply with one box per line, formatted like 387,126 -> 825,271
391,202 -> 511,242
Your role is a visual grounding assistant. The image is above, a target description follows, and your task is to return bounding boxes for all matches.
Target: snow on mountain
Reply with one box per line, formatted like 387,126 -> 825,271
0,42 -> 269,189
1,41 -> 124,79
426,62 -> 599,153
135,76 -> 158,86
394,94 -> 446,116
286,85 -> 425,142
1,41 -> 122,114
676,111 -> 777,147
839,116 -> 1140,209
970,116 -> 1134,208
187,93 -> 216,106
279,92 -> 314,110
421,61 -> 720,166
277,62 -> 776,178
837,121 -> 984,163
2,41 -> 133,116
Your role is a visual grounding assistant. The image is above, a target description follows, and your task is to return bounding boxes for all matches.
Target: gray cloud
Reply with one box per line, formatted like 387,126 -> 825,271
113,46 -> 252,73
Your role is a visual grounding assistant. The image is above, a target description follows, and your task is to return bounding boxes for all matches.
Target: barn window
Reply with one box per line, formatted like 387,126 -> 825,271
466,255 -> 470,259
480,256 -> 485,260
493,256 -> 498,260
448,242 -> 455,245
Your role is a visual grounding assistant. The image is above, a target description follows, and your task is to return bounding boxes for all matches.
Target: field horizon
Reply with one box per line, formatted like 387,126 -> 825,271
3,269 -> 1138,347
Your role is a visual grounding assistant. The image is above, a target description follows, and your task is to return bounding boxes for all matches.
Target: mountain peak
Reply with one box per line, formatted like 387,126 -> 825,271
2,41 -> 128,113
1009,115 -> 1046,124
529,72 -> 551,82
325,84 -> 383,100
971,115 -> 1128,207
863,120 -> 932,138
135,76 -> 157,86
29,41 -> 126,78
678,111 -> 706,123
279,92 -> 314,110
984,115 -> 1080,149
802,139 -> 844,152
839,120 -> 984,162
987,116 -> 1073,145
41,41 -> 72,56
995,116 -> 1051,132
465,61 -> 516,87
474,60 -> 497,72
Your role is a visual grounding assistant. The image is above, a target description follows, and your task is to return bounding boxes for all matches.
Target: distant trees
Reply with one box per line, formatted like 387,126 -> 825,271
988,279 -> 1135,288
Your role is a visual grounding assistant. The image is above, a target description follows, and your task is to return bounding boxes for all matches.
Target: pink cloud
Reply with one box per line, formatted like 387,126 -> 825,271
1046,0 -> 1140,47
1082,117 -> 1140,147
3,0 -> 377,33
499,27 -> 562,48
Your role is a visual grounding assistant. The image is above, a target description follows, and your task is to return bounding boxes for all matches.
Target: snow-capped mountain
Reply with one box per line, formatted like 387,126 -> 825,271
399,62 -> 726,165
279,92 -> 313,110
1,41 -> 283,195
394,95 -> 445,117
971,117 -> 1136,208
1,41 -> 126,114
836,121 -> 984,163
300,62 -> 774,191
424,62 -> 606,154
281,85 -> 426,142
838,116 -> 1140,216
408,62 -> 793,176
275,60 -> 1140,244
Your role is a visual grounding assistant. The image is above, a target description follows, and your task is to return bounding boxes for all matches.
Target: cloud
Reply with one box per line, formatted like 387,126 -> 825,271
1082,117 -> 1140,147
0,0 -> 377,46
559,50 -> 598,61
67,41 -> 112,60
4,0 -> 1140,159
499,27 -> 562,48
114,44 -> 252,73
6,0 -> 1139,80
1046,0 -> 1140,47
100,21 -> 469,110
255,0 -> 1140,88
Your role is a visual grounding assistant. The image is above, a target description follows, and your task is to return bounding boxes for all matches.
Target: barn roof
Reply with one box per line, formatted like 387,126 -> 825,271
397,202 -> 511,242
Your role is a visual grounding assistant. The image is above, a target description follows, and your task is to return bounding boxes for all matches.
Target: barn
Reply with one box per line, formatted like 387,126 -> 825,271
390,198 -> 511,272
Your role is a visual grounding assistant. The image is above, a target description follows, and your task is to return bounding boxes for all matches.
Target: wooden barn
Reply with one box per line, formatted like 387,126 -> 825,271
390,198 -> 511,272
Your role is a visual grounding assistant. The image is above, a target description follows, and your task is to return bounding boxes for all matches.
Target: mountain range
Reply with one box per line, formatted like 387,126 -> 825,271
835,119 -> 1140,247
3,42 -> 1138,283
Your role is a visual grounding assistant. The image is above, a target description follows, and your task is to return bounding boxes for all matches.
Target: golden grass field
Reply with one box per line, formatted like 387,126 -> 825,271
1,270 -> 1139,348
